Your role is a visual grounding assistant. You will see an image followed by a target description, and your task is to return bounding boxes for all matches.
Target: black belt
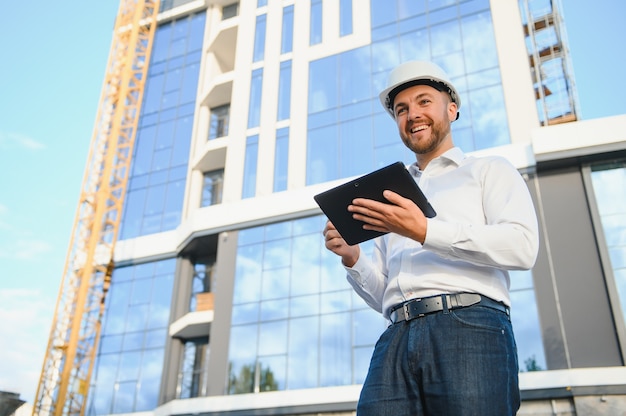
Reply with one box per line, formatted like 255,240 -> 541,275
389,293 -> 509,324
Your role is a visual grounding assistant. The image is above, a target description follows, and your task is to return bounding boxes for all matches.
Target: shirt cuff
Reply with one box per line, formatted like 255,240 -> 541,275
423,218 -> 459,257
345,254 -> 373,286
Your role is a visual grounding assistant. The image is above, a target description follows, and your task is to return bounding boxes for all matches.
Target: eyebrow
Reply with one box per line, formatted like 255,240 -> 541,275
394,92 -> 436,112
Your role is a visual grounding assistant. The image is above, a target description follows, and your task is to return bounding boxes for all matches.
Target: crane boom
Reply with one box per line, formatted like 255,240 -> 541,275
33,1 -> 160,414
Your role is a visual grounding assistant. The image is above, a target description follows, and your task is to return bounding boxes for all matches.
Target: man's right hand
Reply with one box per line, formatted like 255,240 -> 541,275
323,221 -> 360,267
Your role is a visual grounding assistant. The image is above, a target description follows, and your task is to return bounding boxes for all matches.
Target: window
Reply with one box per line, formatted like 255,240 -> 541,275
253,14 -> 267,62
120,12 -> 205,239
310,0 -> 323,45
281,5 -> 294,54
222,2 -> 239,20
179,337 -> 210,398
209,104 -> 230,139
509,269 -> 546,371
340,0 -> 353,36
277,61 -> 292,121
227,216 -> 385,394
306,50 -> 378,185
305,4 -> 511,186
160,0 -> 197,12
248,69 -> 263,129
190,260 -> 216,310
274,128 -> 289,192
590,162 -> 626,332
242,135 -> 259,199
201,170 -> 224,207
88,259 -> 176,413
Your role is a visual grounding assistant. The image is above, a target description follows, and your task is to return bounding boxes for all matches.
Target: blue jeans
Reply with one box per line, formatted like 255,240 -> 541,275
357,303 -> 519,416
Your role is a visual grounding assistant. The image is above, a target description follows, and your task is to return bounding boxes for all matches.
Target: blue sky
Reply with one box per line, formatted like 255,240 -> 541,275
0,1 -> 625,405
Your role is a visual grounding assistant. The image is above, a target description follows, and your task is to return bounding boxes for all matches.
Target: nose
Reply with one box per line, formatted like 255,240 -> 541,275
408,104 -> 421,121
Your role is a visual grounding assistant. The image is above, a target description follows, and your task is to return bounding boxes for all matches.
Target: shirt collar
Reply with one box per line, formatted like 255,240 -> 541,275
408,147 -> 465,175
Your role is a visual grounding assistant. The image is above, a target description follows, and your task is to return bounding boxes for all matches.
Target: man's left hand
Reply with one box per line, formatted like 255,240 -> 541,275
349,190 -> 428,244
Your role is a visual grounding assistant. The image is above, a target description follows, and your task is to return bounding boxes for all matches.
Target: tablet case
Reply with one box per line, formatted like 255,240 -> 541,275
314,161 -> 436,245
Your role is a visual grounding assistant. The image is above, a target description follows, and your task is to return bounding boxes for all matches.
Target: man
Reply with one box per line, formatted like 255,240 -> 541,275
323,60 -> 539,415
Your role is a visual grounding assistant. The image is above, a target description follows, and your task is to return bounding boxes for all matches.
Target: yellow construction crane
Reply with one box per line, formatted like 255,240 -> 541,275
33,1 -> 160,414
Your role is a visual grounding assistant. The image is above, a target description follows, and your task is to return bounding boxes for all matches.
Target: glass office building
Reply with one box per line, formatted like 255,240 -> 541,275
84,0 -> 626,414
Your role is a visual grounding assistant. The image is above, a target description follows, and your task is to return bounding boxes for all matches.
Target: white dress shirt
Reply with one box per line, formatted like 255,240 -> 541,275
345,147 -> 539,319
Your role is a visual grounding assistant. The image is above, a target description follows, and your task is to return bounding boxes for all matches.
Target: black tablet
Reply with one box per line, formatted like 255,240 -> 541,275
314,161 -> 436,245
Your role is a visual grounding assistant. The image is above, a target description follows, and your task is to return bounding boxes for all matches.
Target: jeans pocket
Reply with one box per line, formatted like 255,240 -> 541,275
449,306 -> 509,333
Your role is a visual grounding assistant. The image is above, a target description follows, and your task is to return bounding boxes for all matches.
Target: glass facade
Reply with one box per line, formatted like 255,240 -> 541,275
88,259 -> 176,413
120,12 -> 205,239
307,48 -> 392,185
227,216 -> 385,393
306,0 -> 510,185
591,162 -> 626,326
226,214 -> 546,392
510,269 -> 546,371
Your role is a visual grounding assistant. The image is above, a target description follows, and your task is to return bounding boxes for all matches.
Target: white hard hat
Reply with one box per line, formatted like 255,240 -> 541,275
379,60 -> 461,118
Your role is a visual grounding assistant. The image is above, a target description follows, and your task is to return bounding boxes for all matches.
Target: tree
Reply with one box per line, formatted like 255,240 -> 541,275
523,355 -> 543,372
228,361 -> 279,394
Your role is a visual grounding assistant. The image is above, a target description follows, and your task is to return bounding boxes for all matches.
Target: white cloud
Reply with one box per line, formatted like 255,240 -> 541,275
0,288 -> 56,403
0,131 -> 46,150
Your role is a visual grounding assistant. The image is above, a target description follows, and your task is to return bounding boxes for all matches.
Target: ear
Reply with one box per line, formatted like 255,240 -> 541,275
447,101 -> 458,122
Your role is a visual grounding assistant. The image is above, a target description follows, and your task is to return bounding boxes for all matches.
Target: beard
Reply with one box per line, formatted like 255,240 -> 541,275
400,114 -> 451,155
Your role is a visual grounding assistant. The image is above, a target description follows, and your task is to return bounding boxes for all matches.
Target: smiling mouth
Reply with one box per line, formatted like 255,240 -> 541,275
411,124 -> 429,134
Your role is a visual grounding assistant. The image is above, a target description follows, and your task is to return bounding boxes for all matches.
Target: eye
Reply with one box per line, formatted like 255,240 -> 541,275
420,99 -> 431,105
395,107 -> 407,116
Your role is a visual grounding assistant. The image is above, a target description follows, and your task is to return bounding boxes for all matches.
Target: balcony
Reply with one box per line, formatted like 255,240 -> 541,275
170,292 -> 214,339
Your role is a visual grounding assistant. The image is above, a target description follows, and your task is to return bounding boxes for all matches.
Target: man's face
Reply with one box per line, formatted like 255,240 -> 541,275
392,84 -> 457,156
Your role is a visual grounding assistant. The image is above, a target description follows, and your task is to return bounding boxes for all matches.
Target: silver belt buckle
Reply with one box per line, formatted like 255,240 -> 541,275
402,302 -> 411,320
402,298 -> 422,321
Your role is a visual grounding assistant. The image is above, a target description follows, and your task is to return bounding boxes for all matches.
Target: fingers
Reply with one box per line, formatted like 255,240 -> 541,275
352,190 -> 405,209
323,221 -> 340,241
323,222 -> 349,253
349,199 -> 388,223
382,190 -> 406,205
323,220 -> 360,266
323,221 -> 350,246
323,221 -> 337,238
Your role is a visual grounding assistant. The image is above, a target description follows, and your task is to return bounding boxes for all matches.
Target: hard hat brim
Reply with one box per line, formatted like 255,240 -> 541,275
380,76 -> 461,117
